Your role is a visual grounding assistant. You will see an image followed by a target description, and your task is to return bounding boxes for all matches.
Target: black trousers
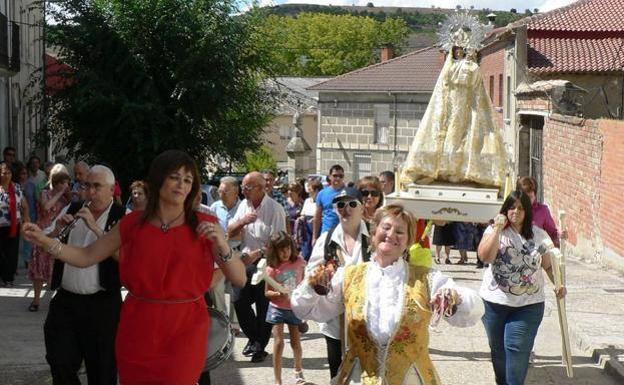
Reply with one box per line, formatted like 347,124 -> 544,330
44,289 -> 121,385
0,227 -> 19,283
325,335 -> 342,379
233,280 -> 272,351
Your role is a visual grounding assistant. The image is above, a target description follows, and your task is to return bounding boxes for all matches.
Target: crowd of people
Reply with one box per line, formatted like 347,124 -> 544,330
0,145 -> 567,385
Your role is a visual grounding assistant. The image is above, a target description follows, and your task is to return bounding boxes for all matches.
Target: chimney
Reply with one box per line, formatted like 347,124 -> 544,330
381,45 -> 395,62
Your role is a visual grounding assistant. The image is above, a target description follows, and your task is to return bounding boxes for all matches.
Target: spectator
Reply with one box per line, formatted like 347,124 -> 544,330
453,222 -> 479,265
357,176 -> 384,227
71,161 -> 89,203
127,180 -> 148,212
286,182 -> 304,233
433,221 -> 455,264
35,161 -> 55,201
378,170 -> 395,195
262,169 -> 288,210
27,155 -> 46,186
228,171 -> 287,363
2,146 -> 17,166
209,176 -> 242,331
294,187 -> 369,380
0,161 -> 30,287
264,231 -> 307,385
516,176 -> 562,247
313,164 -> 346,244
28,165 -> 72,311
295,178 -> 322,261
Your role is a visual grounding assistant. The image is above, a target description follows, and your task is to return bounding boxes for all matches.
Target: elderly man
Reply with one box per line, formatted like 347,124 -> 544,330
209,177 -> 241,320
43,165 -> 125,385
228,171 -> 286,363
71,161 -> 89,203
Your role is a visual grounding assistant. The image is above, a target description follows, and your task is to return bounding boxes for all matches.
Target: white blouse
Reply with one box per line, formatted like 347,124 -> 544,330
291,257 -> 484,346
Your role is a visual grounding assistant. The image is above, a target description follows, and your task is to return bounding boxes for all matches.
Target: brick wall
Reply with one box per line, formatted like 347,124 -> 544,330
542,113 -> 624,265
597,119 -> 624,259
317,98 -> 427,180
479,47 -> 505,129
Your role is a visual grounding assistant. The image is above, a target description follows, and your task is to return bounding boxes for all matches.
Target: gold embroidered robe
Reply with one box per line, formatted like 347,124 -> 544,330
336,263 -> 441,385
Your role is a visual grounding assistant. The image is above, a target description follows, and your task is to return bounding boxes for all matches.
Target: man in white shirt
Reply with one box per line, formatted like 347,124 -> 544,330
43,165 -> 125,385
228,171 -> 286,363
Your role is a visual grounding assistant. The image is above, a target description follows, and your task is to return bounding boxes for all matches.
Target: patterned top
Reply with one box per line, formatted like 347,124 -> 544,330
0,184 -> 24,227
479,225 -> 549,307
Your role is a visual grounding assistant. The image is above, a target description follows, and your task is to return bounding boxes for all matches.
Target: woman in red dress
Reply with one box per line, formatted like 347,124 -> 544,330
24,150 -> 247,384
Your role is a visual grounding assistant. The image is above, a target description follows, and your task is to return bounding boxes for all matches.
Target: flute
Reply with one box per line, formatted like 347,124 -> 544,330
56,201 -> 91,240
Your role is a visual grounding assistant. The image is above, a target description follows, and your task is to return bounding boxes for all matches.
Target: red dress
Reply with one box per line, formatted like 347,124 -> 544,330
117,211 -> 216,384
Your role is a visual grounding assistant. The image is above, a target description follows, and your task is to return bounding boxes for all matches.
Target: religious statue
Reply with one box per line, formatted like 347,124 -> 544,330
401,13 -> 506,188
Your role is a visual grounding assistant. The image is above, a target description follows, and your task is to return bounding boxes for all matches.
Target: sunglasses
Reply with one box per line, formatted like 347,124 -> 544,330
360,190 -> 381,198
336,200 -> 359,209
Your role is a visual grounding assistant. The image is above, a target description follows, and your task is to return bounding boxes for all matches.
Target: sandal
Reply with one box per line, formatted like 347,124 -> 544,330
445,258 -> 452,264
28,302 -> 39,312
434,257 -> 441,264
294,370 -> 307,385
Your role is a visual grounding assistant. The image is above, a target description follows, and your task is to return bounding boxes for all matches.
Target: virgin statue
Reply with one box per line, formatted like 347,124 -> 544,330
401,15 -> 506,188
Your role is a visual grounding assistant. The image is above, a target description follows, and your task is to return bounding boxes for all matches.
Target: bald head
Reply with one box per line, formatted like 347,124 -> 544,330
244,172 -> 266,188
242,171 -> 266,203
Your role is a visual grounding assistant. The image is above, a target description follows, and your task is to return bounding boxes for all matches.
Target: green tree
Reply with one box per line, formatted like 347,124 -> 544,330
254,13 -> 410,76
43,0 -> 275,188
243,145 -> 277,173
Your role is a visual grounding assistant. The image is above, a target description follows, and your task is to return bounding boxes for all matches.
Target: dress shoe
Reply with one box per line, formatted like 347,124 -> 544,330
242,341 -> 254,357
250,350 -> 268,363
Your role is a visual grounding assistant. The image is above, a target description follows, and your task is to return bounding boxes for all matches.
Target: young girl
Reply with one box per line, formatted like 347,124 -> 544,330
265,231 -> 307,385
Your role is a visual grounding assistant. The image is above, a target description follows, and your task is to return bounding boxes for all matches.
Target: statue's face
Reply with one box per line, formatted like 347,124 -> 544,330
453,46 -> 466,59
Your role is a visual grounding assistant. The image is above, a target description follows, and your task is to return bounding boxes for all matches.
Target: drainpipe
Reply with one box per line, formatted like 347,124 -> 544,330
391,92 -> 397,161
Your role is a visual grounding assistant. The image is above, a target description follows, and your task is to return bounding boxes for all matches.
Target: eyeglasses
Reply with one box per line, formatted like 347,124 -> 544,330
331,174 -> 344,179
242,184 -> 257,191
360,190 -> 381,198
336,200 -> 359,209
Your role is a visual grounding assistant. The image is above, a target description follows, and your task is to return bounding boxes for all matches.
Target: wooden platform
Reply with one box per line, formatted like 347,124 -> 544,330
385,184 -> 503,223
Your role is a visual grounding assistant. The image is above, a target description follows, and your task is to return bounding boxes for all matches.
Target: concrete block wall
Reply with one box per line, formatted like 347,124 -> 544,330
316,96 -> 427,180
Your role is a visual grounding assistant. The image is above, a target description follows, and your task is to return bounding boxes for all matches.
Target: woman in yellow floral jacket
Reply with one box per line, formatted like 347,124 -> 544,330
292,204 -> 484,385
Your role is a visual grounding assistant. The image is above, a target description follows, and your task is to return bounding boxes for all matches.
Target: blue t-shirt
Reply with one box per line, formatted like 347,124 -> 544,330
316,186 -> 344,234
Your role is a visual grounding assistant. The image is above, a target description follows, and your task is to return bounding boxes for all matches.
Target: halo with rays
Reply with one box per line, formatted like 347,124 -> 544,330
437,11 -> 493,53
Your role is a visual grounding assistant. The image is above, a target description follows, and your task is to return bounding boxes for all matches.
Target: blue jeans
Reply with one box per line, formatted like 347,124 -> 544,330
482,300 -> 545,385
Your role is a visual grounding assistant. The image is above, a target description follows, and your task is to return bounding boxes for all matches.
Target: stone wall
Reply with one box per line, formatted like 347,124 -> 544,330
315,92 -> 429,180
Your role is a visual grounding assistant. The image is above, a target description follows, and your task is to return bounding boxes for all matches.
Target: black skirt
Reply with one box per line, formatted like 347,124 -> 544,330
432,222 -> 456,246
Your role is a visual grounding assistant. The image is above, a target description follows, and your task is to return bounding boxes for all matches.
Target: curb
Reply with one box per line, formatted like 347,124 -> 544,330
592,348 -> 624,382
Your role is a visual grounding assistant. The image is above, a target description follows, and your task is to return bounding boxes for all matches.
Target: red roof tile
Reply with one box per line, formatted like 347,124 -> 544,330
526,0 -> 624,32
308,46 -> 444,92
528,37 -> 624,74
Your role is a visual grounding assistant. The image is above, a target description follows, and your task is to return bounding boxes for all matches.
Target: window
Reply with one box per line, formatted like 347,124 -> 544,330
278,125 -> 293,140
353,153 -> 372,181
489,75 -> 494,102
498,74 -> 503,107
374,104 -> 389,144
505,76 -> 511,119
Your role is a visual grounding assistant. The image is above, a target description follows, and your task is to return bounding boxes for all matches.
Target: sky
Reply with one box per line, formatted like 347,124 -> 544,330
253,0 -> 576,12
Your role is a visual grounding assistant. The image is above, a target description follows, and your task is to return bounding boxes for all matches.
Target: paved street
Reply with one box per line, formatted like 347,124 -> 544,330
1,251 -> 622,385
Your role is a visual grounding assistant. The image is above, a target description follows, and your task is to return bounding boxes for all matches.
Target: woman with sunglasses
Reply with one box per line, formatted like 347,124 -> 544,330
292,187 -> 370,381
357,176 -> 384,227
292,204 -> 484,384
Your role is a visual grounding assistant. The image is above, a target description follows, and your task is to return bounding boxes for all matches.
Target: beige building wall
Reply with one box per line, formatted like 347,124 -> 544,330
0,0 -> 44,159
265,112 -> 318,171
316,92 -> 431,183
